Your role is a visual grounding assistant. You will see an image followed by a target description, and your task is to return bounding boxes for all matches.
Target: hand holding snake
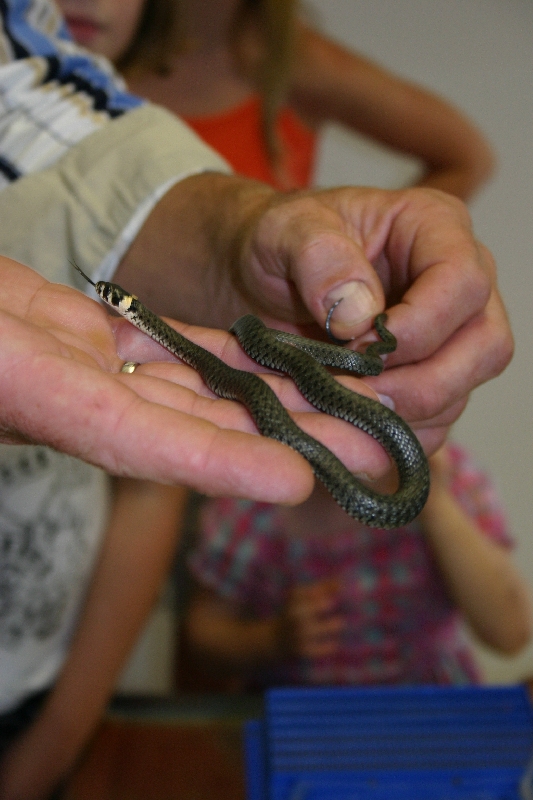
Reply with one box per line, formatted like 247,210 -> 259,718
76,265 -> 430,529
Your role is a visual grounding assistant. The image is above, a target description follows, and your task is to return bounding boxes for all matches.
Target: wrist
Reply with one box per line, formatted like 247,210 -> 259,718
181,172 -> 277,326
210,176 -> 279,319
116,171 -> 276,329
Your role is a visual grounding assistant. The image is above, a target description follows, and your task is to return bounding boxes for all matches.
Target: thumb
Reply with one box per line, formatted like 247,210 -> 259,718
245,193 -> 385,337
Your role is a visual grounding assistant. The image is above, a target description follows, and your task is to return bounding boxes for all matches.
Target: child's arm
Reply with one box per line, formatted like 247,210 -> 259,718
0,479 -> 187,800
185,579 -> 344,679
418,449 -> 531,654
290,26 -> 495,200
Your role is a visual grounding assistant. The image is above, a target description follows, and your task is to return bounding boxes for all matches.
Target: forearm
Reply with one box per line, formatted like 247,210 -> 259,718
46,480 -> 186,737
413,161 -> 494,203
0,479 -> 187,799
392,89 -> 496,201
419,489 -> 531,653
292,27 -> 495,202
0,106 -> 232,293
114,171 -> 277,328
186,591 -> 281,674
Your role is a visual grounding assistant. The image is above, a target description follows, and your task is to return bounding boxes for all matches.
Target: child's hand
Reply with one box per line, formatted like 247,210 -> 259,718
277,578 -> 345,659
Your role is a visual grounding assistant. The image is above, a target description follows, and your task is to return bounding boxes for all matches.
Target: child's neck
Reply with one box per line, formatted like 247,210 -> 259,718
124,0 -> 255,117
182,0 -> 242,52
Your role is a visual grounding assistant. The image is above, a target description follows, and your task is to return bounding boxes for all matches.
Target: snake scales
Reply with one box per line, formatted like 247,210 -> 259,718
80,269 -> 430,528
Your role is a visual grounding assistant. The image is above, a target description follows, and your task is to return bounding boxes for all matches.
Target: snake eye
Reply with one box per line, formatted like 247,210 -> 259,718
111,288 -> 124,307
97,283 -> 115,305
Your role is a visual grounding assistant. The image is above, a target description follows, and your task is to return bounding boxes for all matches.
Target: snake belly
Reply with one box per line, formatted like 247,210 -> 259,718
108,288 -> 429,528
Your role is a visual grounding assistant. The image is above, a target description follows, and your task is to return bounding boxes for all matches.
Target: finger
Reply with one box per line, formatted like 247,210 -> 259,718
292,596 -> 338,619
384,243 -> 507,369
105,392 -> 313,501
281,187 -> 479,344
301,616 -> 345,643
0,256 -> 48,314
368,289 -> 513,424
291,588 -> 342,619
0,321 -> 315,502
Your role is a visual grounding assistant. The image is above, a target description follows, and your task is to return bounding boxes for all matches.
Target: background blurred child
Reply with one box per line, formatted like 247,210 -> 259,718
57,0 -> 520,693
58,0 -> 495,196
185,444 -> 531,689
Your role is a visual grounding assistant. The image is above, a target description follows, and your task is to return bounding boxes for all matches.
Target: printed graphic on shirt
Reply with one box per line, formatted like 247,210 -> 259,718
0,446 -> 101,649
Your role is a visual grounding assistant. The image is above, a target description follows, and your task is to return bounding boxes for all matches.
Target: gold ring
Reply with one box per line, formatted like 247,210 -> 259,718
121,361 -> 140,374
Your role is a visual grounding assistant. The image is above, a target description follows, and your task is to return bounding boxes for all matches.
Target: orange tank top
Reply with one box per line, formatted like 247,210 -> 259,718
182,94 -> 317,190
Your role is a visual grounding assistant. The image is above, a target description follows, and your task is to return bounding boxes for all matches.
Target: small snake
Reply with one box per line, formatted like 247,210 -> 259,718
76,266 -> 429,528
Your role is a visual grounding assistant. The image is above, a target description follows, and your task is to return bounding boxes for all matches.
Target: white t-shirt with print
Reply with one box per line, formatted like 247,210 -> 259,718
0,444 -> 110,713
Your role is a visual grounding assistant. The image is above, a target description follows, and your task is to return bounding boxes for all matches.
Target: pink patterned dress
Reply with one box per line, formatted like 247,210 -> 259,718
188,443 -> 511,688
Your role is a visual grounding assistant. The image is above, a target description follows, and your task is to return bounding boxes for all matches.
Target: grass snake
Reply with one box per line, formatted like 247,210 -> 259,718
78,267 -> 430,528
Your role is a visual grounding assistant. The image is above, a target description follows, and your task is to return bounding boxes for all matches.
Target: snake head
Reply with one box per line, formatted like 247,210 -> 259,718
98,283 -> 139,313
70,261 -> 139,315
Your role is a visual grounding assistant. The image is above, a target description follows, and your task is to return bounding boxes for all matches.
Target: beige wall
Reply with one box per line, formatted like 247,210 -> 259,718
309,0 -> 533,683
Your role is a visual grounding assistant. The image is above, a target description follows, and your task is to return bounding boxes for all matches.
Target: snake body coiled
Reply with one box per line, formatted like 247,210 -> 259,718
93,280 -> 430,528
231,314 -> 430,528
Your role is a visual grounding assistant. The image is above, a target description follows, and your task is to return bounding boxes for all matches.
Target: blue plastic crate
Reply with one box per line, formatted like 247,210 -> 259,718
244,685 -> 533,800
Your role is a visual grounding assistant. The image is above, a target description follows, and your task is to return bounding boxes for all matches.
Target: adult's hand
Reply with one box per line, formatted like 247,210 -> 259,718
0,256 -> 393,500
117,178 -> 512,455
240,186 -> 512,453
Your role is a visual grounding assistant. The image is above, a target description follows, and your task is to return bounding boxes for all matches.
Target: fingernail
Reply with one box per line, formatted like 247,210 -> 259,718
377,393 -> 395,410
326,281 -> 376,326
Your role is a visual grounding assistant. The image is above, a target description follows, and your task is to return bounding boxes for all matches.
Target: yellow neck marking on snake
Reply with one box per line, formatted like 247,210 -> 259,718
98,282 -> 138,313
120,296 -> 136,312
